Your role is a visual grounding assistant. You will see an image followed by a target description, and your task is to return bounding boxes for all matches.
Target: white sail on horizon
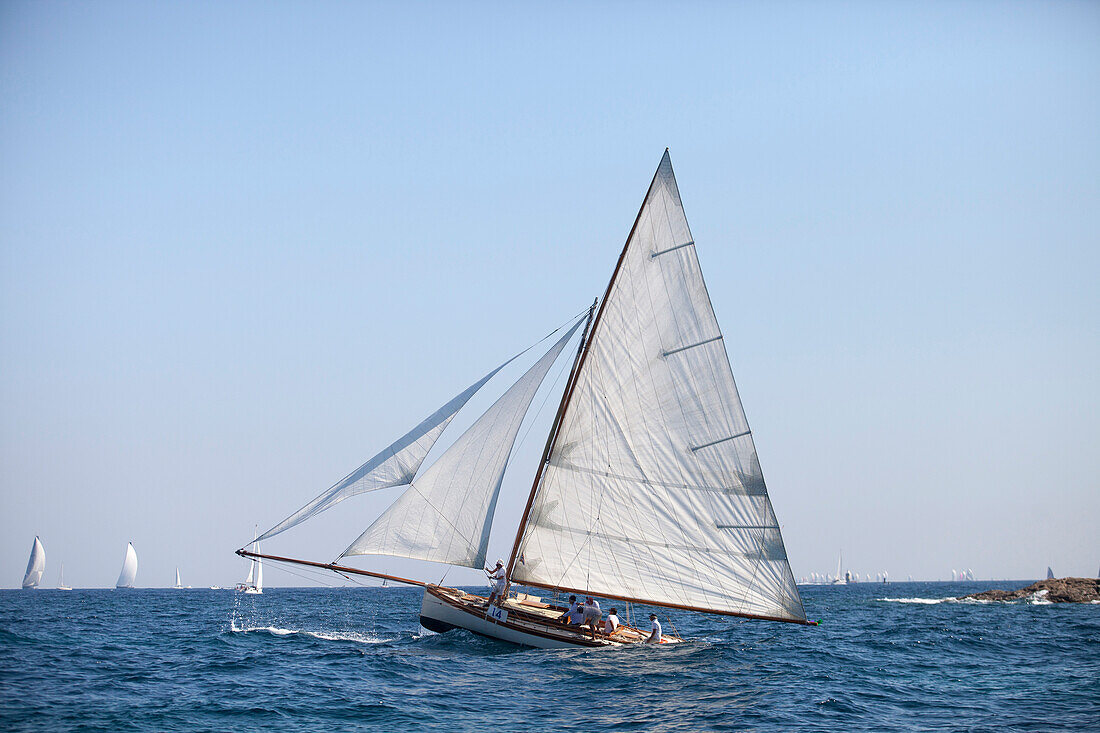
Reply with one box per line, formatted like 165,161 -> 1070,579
22,536 -> 45,589
116,543 -> 138,589
512,152 -> 806,622
343,319 -> 583,569
174,568 -> 182,589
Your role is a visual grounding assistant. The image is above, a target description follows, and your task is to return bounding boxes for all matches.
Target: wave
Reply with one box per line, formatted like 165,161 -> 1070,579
879,590 -> 1063,605
229,621 -> 391,644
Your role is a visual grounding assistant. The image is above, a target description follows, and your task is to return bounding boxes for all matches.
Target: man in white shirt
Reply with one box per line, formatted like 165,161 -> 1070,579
647,613 -> 662,644
604,608 -> 620,636
485,559 -> 506,605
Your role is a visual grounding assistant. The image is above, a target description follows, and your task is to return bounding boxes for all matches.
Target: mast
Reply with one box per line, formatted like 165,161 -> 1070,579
506,152 -> 669,580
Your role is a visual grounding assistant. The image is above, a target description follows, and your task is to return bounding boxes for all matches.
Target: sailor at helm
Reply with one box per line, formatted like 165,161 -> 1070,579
486,559 -> 507,605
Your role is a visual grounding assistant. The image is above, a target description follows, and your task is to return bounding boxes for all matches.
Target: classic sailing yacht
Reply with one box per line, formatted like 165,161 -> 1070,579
238,151 -> 813,648
116,542 -> 138,589
22,536 -> 45,589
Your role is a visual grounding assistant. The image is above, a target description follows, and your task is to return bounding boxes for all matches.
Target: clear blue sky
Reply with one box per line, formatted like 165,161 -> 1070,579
2,1 -> 1097,588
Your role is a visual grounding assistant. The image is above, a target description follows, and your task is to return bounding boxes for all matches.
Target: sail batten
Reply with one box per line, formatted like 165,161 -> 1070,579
343,319 -> 584,569
512,151 -> 806,622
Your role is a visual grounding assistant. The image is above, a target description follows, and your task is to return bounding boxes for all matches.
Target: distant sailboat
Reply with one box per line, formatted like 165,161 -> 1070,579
1046,566 -> 1055,580
830,552 -> 844,584
236,531 -> 263,594
173,568 -> 183,589
22,536 -> 45,589
116,543 -> 138,589
56,563 -> 72,591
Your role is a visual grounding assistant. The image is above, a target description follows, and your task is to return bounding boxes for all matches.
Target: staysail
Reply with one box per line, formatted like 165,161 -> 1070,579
257,350 -> 533,543
343,319 -> 583,569
116,543 -> 138,588
512,151 -> 806,622
22,536 -> 45,589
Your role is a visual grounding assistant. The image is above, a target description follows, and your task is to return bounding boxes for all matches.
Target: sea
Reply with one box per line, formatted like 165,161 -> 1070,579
1,581 -> 1097,732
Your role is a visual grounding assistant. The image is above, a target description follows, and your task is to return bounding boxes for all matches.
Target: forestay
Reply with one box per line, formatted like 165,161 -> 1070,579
512,152 -> 806,622
344,319 -> 583,568
257,349 -> 529,543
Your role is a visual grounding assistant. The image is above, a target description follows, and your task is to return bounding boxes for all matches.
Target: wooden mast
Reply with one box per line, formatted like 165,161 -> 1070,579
505,152 -> 669,581
235,548 -> 426,588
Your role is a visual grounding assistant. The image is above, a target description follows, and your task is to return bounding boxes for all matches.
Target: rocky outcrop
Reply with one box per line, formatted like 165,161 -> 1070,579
963,577 -> 1100,603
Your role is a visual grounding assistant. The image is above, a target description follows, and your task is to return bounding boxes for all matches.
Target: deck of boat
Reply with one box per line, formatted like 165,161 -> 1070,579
423,585 -> 679,647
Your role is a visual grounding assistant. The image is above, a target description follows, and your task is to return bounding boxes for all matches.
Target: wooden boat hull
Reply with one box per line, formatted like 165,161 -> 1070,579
419,585 -> 677,649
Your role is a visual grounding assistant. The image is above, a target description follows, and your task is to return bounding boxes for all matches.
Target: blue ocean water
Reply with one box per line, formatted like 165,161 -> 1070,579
1,581 -> 1097,732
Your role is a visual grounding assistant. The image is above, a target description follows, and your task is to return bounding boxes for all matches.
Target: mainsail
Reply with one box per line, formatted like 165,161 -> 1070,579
257,349 -> 533,543
511,152 -> 806,622
343,319 -> 583,568
22,536 -> 45,589
116,542 -> 138,588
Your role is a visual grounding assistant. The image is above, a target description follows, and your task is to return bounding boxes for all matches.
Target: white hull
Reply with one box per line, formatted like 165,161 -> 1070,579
418,585 -> 677,650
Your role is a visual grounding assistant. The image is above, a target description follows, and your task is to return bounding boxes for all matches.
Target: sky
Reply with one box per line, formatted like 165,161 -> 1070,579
1,1 -> 1097,589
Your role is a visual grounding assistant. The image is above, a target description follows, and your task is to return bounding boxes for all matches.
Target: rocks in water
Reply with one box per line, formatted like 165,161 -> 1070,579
963,577 -> 1100,603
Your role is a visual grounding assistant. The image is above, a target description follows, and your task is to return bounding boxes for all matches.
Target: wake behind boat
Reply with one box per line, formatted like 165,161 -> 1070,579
238,151 -> 815,649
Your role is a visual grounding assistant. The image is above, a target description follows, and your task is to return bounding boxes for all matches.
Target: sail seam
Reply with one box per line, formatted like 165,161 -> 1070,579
690,430 -> 752,452
661,335 -> 723,357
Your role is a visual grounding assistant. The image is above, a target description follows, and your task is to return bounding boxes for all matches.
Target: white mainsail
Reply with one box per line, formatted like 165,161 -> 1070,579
116,543 -> 138,588
174,568 -> 183,589
343,319 -> 583,568
512,152 -> 806,622
22,536 -> 45,589
257,349 -> 533,543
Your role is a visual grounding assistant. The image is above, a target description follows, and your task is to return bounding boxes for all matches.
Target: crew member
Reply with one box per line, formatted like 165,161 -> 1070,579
604,608 -> 620,636
647,613 -> 662,644
485,559 -> 507,605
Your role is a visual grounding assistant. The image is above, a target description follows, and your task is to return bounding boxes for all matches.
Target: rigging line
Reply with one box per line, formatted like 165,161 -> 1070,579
256,308 -> 588,548
261,558 -> 344,587
512,337 -> 575,458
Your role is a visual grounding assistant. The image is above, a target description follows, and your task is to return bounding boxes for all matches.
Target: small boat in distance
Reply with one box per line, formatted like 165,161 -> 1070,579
1047,566 -> 1055,580
830,551 -> 844,584
237,151 -> 814,648
236,531 -> 263,594
116,543 -> 138,589
56,563 -> 72,591
173,568 -> 183,589
22,536 -> 45,589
